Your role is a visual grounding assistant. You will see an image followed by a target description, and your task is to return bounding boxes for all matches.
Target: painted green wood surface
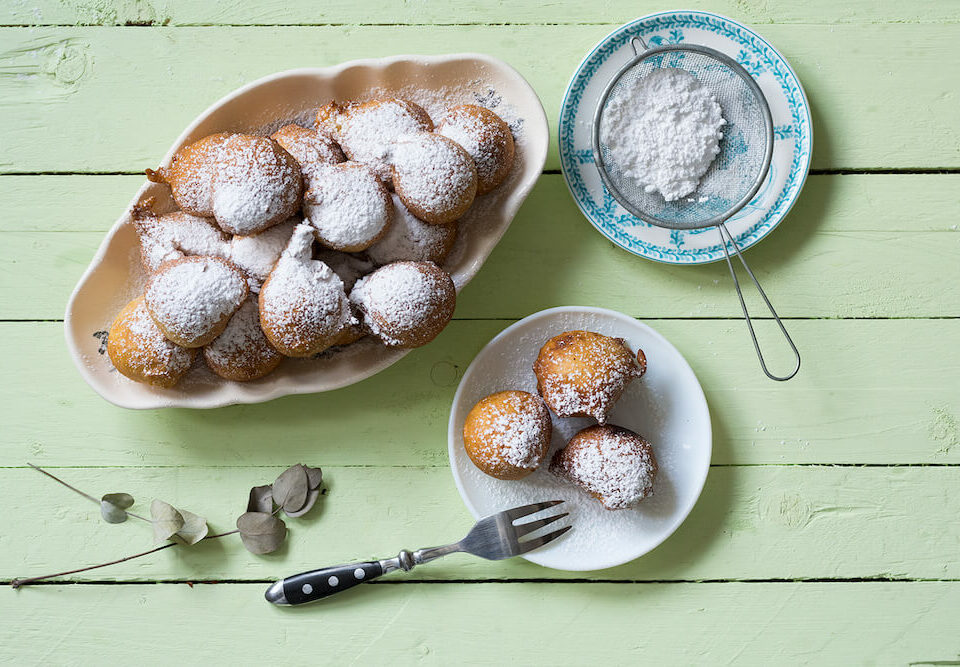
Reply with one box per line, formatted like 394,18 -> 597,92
6,582 -> 960,664
8,0 -> 959,26
4,465 -> 960,582
1,1 -> 958,664
3,175 -> 960,320
3,319 -> 958,467
1,24 -> 959,173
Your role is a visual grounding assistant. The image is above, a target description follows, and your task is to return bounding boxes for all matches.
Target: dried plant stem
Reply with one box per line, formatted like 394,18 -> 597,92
10,530 -> 240,589
26,463 -> 150,522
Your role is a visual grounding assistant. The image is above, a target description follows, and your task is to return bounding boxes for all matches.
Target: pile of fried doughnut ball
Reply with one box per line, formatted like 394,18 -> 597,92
462,330 -> 658,510
107,98 -> 515,388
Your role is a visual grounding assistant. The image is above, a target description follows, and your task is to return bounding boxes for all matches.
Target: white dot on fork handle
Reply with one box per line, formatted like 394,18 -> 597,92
301,583 -> 313,594
328,576 -> 339,587
354,568 -> 365,580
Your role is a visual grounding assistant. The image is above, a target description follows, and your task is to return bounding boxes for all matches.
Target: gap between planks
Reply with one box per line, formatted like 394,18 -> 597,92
4,577 -> 960,586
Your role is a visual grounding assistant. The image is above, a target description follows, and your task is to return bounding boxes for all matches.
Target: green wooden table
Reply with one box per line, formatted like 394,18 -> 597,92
2,1 -> 959,663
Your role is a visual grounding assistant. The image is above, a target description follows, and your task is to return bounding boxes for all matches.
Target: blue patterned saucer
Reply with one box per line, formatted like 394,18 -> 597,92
559,11 -> 812,265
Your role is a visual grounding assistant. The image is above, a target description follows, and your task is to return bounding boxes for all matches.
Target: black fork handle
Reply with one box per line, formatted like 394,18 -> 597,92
265,561 -> 383,605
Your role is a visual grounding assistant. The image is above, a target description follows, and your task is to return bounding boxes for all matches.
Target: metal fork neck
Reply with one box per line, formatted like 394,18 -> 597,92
378,543 -> 462,575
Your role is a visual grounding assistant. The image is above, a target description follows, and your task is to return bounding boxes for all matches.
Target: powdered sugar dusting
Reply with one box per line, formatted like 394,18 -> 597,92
437,105 -> 514,194
367,194 -> 457,265
152,133 -> 228,216
133,210 -> 229,273
203,297 -> 282,380
551,426 -> 657,510
110,297 -> 195,383
535,331 -> 642,423
259,224 -> 353,354
468,391 -> 551,471
212,134 -> 303,235
392,132 -> 476,220
600,68 -> 725,201
271,124 -> 344,190
228,218 -> 298,286
145,257 -> 248,346
329,99 -> 433,180
350,261 -> 453,347
303,163 -> 391,251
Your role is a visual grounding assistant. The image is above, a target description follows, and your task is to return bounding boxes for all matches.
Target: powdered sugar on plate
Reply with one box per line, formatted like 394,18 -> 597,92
448,307 -> 712,571
599,68 -> 725,202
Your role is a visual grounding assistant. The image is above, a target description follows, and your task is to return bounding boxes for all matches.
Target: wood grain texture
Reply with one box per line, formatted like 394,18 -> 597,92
6,0 -> 959,25
3,465 -> 959,582
0,25 -> 958,172
2,2 -> 959,661
2,319 -> 957,467
5,581 -> 960,664
2,174 -> 959,319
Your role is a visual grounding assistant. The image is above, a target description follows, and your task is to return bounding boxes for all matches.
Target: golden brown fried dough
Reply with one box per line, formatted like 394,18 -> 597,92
437,105 -> 515,195
107,295 -> 196,388
550,424 -> 657,510
534,330 -> 644,424
463,390 -> 552,480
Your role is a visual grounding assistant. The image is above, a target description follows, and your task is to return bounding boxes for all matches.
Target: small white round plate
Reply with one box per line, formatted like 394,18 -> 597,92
447,307 -> 712,571
559,10 -> 813,265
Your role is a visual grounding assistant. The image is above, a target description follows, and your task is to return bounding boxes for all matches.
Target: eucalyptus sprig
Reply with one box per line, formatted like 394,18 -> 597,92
11,463 -> 324,588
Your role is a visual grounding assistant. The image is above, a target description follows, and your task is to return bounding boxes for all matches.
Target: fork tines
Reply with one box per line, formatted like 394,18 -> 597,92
505,500 -> 572,554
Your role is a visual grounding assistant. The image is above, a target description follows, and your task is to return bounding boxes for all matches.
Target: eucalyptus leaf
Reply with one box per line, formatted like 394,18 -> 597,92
150,499 -> 184,544
100,492 -> 134,524
247,485 -> 273,514
272,465 -> 309,514
175,508 -> 209,545
304,465 -> 323,490
236,512 -> 287,555
284,487 -> 320,518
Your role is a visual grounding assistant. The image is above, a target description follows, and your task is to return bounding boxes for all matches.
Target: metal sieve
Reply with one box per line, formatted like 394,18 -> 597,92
592,37 -> 800,381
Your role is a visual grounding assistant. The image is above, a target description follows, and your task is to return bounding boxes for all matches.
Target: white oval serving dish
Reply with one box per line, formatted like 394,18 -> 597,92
64,53 -> 549,410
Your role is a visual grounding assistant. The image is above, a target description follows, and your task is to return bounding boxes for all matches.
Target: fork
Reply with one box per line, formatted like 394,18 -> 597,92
264,500 -> 571,605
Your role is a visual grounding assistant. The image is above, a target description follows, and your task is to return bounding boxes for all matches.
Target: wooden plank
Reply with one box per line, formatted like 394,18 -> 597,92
2,319 -> 957,467
4,581 -> 959,664
6,0 -> 958,26
0,25 -> 957,172
3,465 -> 959,582
2,175 -> 959,319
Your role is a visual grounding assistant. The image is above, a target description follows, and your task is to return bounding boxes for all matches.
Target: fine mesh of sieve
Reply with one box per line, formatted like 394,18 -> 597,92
589,38 -> 799,382
592,42 -> 773,230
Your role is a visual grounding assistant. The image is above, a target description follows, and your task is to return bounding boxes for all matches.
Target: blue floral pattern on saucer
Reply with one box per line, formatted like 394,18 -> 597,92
559,11 -> 813,264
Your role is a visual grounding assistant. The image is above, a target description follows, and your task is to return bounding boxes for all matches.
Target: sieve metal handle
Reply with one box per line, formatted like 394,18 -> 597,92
717,224 -> 801,381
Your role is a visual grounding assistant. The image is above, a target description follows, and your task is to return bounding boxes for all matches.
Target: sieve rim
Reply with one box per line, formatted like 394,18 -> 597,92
591,43 -> 775,231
